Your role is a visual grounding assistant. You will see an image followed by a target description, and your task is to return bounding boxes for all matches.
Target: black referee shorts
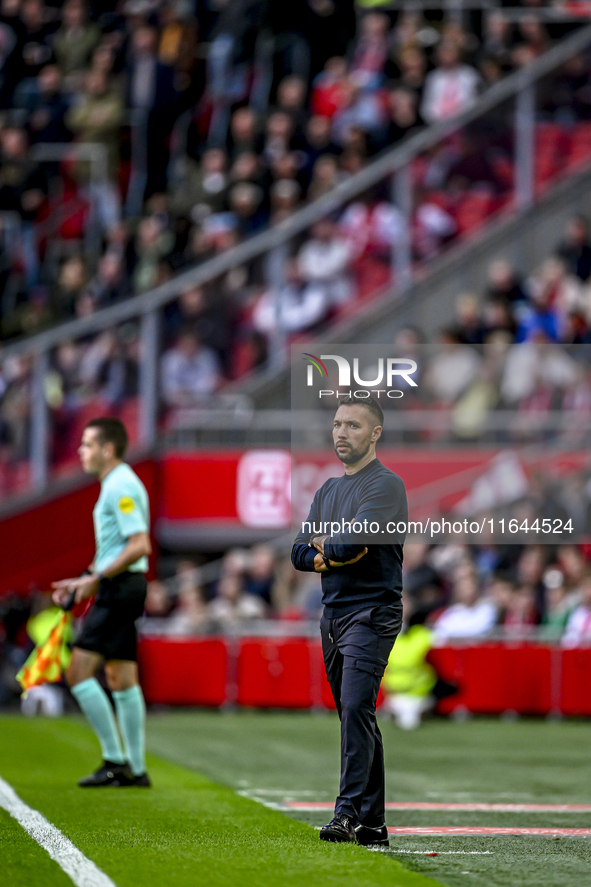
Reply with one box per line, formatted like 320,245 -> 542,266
74,572 -> 147,662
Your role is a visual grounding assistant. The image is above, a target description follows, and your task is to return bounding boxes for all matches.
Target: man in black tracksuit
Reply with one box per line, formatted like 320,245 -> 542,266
291,395 -> 407,847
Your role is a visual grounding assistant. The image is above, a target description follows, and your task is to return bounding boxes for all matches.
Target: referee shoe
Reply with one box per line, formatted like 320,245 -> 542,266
78,761 -> 135,787
355,823 -> 390,847
132,772 -> 151,787
319,814 -> 356,842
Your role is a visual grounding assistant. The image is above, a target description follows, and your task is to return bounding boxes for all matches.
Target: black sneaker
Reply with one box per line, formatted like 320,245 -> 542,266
132,772 -> 151,787
78,761 -> 134,787
355,823 -> 390,847
319,814 -> 356,843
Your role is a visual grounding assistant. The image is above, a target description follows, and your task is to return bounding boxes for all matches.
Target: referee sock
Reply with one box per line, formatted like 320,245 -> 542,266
113,685 -> 146,777
71,678 -> 126,765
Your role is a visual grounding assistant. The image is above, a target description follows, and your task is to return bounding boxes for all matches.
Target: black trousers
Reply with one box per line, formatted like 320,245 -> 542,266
320,603 -> 402,826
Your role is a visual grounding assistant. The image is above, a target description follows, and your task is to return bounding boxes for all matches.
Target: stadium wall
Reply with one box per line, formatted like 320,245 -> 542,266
138,637 -> 591,717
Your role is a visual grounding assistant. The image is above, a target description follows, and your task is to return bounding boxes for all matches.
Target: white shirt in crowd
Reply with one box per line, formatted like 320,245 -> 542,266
297,237 -> 352,305
208,594 -> 265,626
160,345 -> 220,406
562,605 -> 591,647
432,600 -> 497,643
421,64 -> 481,123
253,282 -> 329,334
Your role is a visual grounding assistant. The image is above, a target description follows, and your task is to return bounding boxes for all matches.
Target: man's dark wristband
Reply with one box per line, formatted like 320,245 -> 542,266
321,555 -> 332,570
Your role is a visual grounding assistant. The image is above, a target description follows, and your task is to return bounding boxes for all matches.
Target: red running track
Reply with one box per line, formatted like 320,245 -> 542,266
387,827 -> 591,836
286,802 -> 591,813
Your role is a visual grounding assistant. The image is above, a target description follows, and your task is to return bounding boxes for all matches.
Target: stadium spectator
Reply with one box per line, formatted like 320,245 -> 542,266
66,68 -> 124,229
253,257 -> 331,335
432,561 -> 496,641
543,52 -> 591,122
164,284 -> 234,373
349,11 -> 390,91
51,0 -> 100,83
306,154 -> 341,201
339,190 -> 403,264
310,56 -> 349,119
160,329 -> 221,408
557,544 -> 587,592
126,22 -> 179,202
479,11 -> 514,74
166,583 -> 209,636
244,544 -> 276,606
0,124 -> 46,286
561,570 -> 591,647
539,567 -> 575,640
372,84 -> 424,155
208,573 -> 265,628
420,41 -> 481,124
424,332 -> 482,404
500,584 -> 540,637
297,217 -> 353,306
557,215 -> 591,282
21,63 -> 71,144
143,579 -> 174,621
382,616 -> 437,730
396,46 -> 428,104
170,147 -> 229,221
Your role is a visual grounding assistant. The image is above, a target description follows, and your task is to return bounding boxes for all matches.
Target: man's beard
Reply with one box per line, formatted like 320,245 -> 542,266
334,439 -> 371,464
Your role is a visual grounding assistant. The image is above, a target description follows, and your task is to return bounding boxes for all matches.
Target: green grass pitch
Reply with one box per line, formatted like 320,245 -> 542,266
2,711 -> 591,887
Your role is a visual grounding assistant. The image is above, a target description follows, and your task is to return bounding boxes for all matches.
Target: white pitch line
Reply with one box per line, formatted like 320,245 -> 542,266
0,775 -> 117,887
392,851 -> 493,855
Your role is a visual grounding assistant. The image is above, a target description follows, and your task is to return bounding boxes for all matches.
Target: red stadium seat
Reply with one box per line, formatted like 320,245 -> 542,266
454,192 -> 495,237
566,122 -> 591,173
535,123 -> 566,193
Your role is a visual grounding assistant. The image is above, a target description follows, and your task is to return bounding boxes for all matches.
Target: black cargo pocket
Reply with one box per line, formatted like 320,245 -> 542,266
354,658 -> 385,679
370,605 -> 403,637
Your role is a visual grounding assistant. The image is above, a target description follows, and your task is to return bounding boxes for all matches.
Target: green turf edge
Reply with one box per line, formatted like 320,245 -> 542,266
144,710 -> 591,887
0,808 -> 74,887
0,716 -> 444,887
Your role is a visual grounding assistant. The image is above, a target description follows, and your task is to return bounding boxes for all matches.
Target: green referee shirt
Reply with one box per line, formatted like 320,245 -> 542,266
93,462 -> 150,574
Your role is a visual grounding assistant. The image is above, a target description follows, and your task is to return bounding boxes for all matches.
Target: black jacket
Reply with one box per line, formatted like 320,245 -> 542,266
291,458 -> 407,617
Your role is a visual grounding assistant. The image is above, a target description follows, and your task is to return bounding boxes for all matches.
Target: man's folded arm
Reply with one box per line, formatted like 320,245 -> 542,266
323,474 -> 408,561
291,492 -> 321,572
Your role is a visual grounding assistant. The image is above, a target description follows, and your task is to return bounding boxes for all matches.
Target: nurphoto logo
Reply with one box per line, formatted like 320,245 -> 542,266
302,353 -> 418,399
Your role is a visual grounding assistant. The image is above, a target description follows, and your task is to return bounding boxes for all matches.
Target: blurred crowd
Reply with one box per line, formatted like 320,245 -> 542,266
3,211 -> 591,484
4,539 -> 591,708
440,213 -> 591,351
2,2 -> 591,482
141,543 -> 323,634
136,539 -> 591,646
0,0 -> 584,347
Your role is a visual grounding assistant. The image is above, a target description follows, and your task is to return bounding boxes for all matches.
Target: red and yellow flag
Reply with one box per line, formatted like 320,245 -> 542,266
16,610 -> 73,694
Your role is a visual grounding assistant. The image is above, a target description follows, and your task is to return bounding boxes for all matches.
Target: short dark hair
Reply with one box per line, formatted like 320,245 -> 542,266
337,394 -> 384,428
85,417 -> 128,458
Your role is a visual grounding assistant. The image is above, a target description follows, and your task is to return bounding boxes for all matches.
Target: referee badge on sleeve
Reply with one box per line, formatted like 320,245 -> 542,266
118,496 -> 136,514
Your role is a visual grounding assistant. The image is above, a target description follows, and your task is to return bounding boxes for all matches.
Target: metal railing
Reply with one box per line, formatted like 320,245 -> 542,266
3,22 -> 591,495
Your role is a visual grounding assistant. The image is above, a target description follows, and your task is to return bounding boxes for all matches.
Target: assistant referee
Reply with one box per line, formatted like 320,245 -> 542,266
52,417 -> 151,788
292,395 -> 407,847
